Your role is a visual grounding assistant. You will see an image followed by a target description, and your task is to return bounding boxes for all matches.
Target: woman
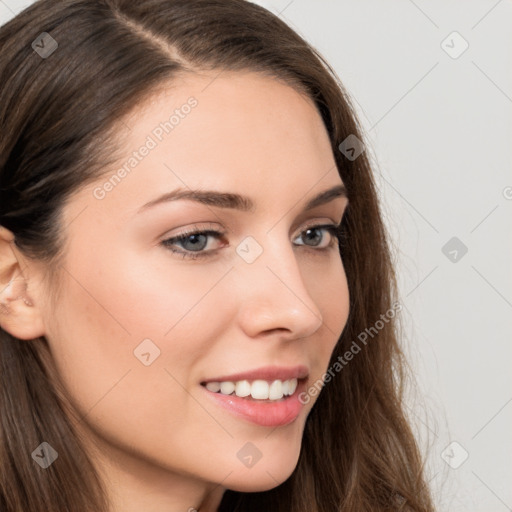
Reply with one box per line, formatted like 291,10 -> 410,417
0,0 -> 435,510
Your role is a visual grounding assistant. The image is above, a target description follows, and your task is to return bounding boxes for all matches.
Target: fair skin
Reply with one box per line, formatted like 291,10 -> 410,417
0,71 -> 350,511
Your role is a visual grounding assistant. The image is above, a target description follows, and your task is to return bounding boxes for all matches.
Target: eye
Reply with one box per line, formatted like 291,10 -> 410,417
161,227 -> 226,260
160,222 -> 342,260
293,224 -> 340,249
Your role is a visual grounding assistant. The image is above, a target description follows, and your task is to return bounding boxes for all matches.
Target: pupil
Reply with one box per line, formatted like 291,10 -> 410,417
184,234 -> 206,251
305,228 -> 321,246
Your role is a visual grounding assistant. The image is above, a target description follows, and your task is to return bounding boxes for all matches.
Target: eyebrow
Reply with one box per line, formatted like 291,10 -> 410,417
138,183 -> 348,214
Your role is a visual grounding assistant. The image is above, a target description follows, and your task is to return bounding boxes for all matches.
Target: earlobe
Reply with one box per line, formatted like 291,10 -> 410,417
0,226 -> 46,340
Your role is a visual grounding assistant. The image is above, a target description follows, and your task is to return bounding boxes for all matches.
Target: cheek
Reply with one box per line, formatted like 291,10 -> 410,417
45,244 -> 230,418
305,256 -> 350,371
310,253 -> 349,325
44,247 -> 238,472
54,238 -> 229,346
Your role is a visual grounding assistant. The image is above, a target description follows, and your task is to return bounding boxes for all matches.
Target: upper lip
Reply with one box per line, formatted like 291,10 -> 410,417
201,365 -> 309,384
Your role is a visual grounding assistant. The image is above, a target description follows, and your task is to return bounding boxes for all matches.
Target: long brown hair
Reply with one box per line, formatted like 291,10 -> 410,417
0,1 -> 435,510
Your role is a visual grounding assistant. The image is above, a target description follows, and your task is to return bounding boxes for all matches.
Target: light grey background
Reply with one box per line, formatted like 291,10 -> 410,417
1,1 -> 511,510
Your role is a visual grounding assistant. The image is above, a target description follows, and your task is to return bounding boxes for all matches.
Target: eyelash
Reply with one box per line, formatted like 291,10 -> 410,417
160,222 -> 344,260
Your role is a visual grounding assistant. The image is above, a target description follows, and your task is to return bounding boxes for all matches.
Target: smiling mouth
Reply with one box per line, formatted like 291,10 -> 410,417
200,374 -> 308,427
200,377 -> 302,402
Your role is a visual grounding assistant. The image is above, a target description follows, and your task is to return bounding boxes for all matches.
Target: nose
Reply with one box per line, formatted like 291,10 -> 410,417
234,234 -> 324,341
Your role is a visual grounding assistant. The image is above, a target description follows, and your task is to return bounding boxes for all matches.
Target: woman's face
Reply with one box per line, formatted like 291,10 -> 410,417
38,71 -> 350,506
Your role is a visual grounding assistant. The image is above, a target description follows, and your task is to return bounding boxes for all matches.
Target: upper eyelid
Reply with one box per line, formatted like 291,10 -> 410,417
165,218 -> 342,239
157,199 -> 347,238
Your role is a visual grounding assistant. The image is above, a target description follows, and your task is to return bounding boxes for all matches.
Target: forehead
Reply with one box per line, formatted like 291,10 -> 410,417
67,70 -> 342,222
121,69 -> 329,159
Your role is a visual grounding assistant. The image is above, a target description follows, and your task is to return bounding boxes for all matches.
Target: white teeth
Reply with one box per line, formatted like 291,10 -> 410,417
251,380 -> 269,399
204,378 -> 298,400
268,380 -> 282,400
235,380 -> 251,397
205,382 -> 220,393
220,381 -> 235,395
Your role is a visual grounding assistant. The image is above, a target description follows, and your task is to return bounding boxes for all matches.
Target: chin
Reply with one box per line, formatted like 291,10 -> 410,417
221,452 -> 300,493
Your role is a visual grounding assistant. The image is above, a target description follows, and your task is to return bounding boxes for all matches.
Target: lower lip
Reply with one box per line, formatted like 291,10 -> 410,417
201,380 -> 306,427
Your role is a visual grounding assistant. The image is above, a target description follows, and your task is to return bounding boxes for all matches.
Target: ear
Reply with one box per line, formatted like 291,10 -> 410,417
0,226 -> 46,340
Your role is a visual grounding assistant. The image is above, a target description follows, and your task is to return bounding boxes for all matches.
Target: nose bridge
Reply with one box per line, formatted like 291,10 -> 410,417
234,229 -> 324,338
